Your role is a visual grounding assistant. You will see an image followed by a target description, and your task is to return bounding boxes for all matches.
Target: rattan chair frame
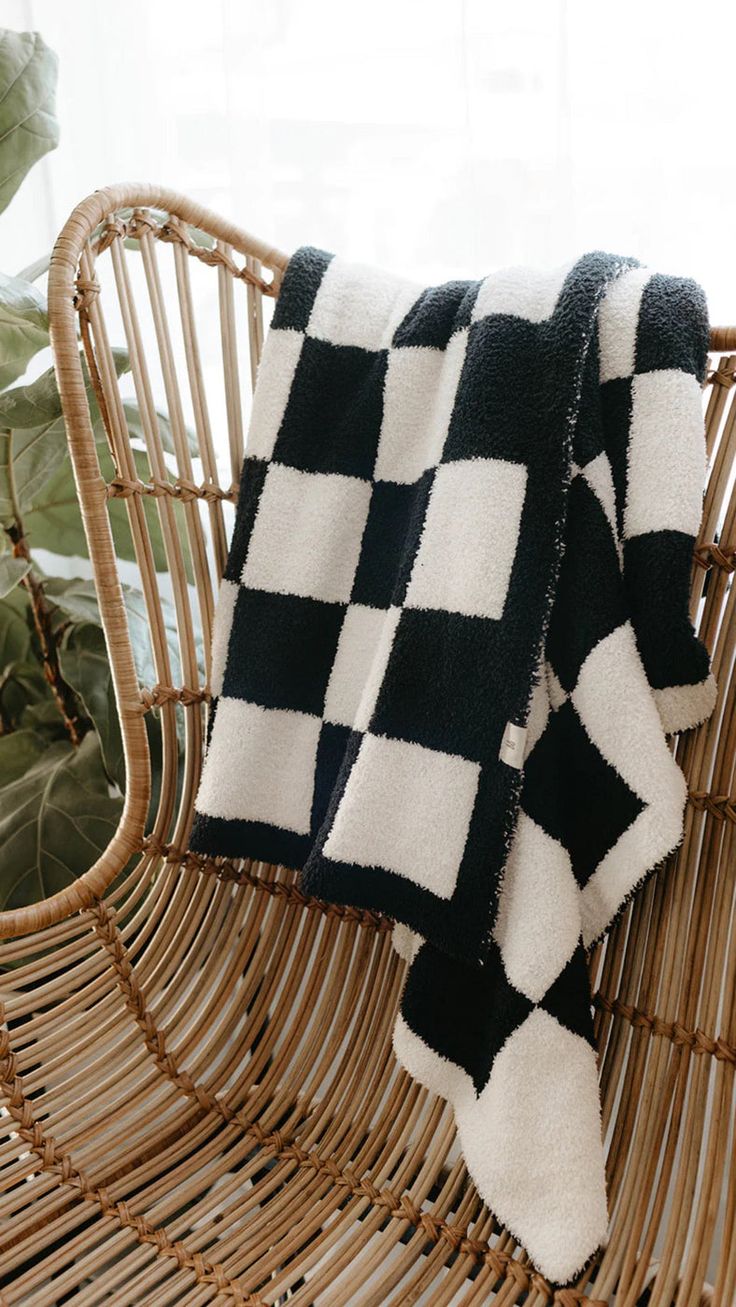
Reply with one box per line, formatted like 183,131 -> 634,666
0,184 -> 734,1306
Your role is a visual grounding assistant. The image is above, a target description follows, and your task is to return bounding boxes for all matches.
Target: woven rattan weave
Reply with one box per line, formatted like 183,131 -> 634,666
0,185 -> 734,1306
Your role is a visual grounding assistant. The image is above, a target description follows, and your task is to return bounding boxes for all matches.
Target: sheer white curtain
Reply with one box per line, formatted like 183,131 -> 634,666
3,0 -> 735,324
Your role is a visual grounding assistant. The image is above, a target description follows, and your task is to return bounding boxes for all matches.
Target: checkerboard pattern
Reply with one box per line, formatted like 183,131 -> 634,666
392,263 -> 716,1283
189,247 -> 716,1284
193,249 -> 592,957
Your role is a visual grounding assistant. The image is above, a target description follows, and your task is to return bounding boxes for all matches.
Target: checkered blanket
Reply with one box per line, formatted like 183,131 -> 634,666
190,247 -> 716,1284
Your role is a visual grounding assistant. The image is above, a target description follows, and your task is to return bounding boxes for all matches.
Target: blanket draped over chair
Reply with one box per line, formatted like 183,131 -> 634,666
190,245 -> 716,1283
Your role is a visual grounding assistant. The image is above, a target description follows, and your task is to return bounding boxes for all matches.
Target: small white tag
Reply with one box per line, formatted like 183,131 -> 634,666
499,721 -> 527,769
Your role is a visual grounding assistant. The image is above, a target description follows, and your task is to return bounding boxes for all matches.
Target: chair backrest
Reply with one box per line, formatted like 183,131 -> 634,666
0,187 -> 734,1303
0,184 -> 289,938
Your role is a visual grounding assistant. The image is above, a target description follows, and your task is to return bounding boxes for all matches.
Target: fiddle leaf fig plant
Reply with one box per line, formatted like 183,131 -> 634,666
0,30 -> 59,215
0,28 -> 194,913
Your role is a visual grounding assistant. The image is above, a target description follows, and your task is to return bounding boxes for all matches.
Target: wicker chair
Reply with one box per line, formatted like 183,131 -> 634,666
0,185 -> 733,1307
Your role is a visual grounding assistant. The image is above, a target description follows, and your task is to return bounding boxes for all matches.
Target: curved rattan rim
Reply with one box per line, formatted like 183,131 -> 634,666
0,185 -> 289,941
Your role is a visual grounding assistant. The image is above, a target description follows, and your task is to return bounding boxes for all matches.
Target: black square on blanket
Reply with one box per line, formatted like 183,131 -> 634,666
222,587 -> 345,716
521,698 -> 644,888
273,335 -> 387,480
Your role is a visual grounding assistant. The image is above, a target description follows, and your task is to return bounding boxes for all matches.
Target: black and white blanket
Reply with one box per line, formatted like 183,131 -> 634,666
190,246 -> 716,1284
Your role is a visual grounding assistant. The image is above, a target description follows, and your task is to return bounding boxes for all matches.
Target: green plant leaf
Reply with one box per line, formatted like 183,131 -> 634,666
122,400 -> 198,458
121,582 -> 199,685
0,583 -> 34,669
19,444 -> 191,575
0,347 -> 198,549
0,416 -> 67,521
0,353 -> 197,472
0,586 -> 57,729
16,449 -> 99,556
0,346 -> 130,430
18,697 -> 67,740
0,365 -> 60,428
0,350 -> 134,524
0,725 -> 46,784
0,731 -> 123,912
0,554 -> 30,597
44,576 -> 199,767
58,621 -> 124,790
0,271 -> 49,389
41,575 -> 102,628
101,443 -> 193,582
0,31 -> 59,215
43,576 -> 196,687
26,575 -> 188,825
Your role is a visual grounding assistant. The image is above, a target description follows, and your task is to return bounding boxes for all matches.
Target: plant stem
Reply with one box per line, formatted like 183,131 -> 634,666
5,521 -> 89,747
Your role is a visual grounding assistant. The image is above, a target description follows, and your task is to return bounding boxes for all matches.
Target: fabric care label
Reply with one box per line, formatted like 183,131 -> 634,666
499,721 -> 527,769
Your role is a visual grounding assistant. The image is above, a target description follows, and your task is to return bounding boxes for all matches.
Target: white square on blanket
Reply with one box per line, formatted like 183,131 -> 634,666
195,697 -> 320,834
597,266 -> 652,383
375,331 -> 468,484
242,463 -> 372,604
493,814 -> 582,1003
244,328 -> 304,460
323,733 -> 480,898
209,578 -> 239,698
307,257 -> 422,351
472,261 -> 572,324
406,457 -> 528,619
625,369 -> 706,539
324,604 -> 401,731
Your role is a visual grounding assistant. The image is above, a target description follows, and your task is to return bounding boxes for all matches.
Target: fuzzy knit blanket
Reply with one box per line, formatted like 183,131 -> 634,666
190,246 -> 717,1284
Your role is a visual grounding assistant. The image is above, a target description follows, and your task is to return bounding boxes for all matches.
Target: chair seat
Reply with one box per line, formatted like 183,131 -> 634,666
1,860 -> 538,1305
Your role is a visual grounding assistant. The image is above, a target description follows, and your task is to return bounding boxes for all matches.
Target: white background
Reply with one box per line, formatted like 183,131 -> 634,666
2,0 -> 735,328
